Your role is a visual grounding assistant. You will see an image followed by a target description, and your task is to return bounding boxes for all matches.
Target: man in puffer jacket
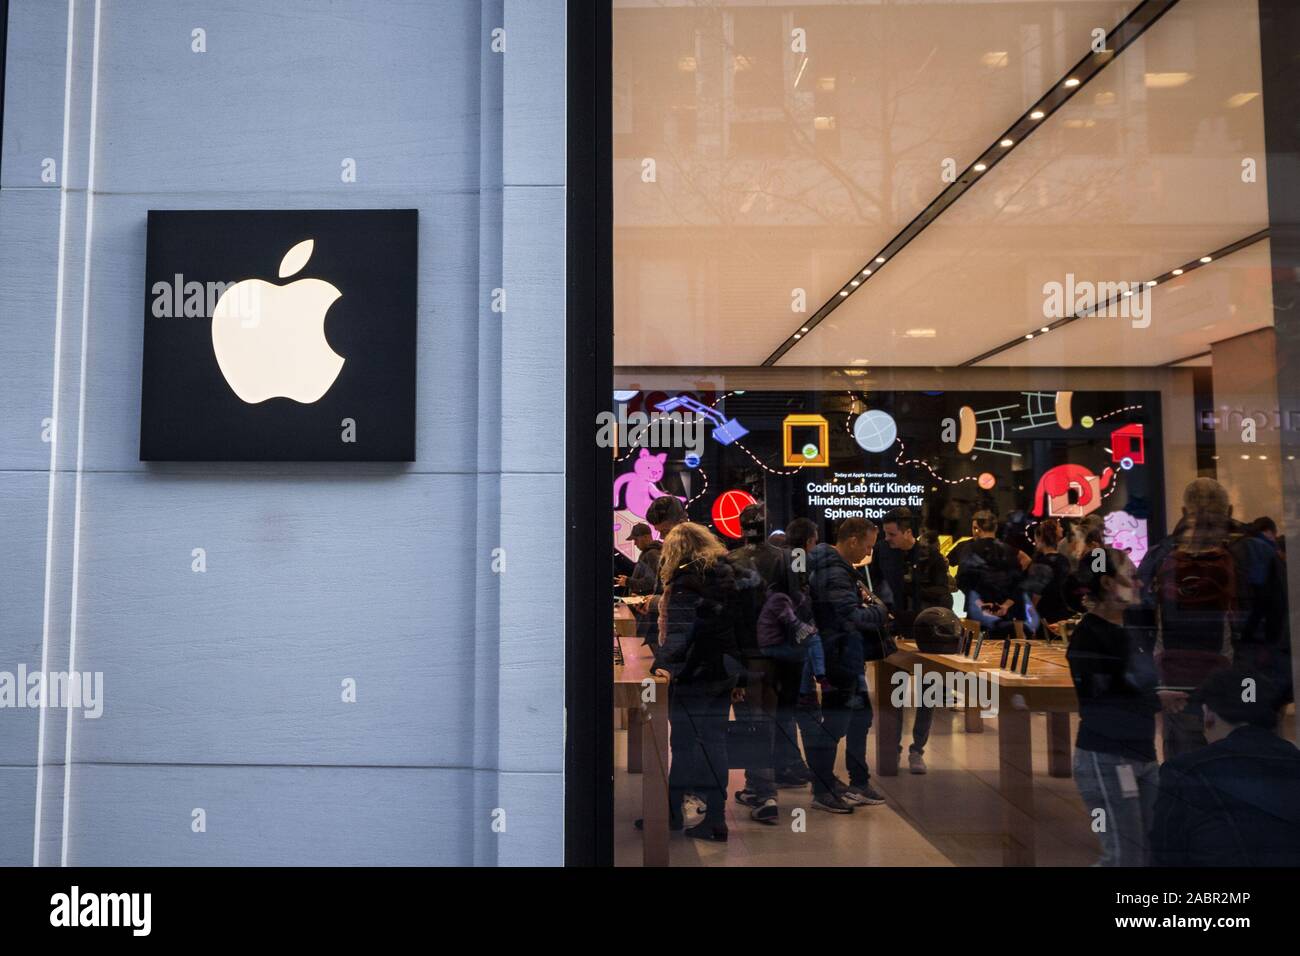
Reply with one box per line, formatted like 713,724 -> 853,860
807,517 -> 892,813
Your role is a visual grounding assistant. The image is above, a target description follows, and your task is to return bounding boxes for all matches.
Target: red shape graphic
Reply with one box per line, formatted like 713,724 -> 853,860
1031,464 -> 1114,518
1111,423 -> 1145,465
711,489 -> 757,540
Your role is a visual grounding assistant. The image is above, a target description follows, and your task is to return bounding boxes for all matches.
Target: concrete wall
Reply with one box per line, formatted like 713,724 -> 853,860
0,0 -> 567,866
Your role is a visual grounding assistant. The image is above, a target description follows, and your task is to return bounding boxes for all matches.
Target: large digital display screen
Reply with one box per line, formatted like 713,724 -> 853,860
612,388 -> 1163,566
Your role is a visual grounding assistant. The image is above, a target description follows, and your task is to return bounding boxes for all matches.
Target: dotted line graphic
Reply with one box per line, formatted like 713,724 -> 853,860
1093,403 -> 1144,423
687,468 -> 709,506
894,438 -> 980,487
734,440 -> 803,476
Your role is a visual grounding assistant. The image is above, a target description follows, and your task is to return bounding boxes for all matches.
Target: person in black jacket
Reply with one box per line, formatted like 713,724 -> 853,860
727,504 -> 784,824
633,497 -> 689,651
807,517 -> 891,813
652,521 -> 745,842
1025,518 -> 1072,631
1151,668 -> 1300,866
622,523 -> 661,597
774,517 -> 822,786
1066,547 -> 1187,866
878,507 -> 951,774
956,510 -> 1030,634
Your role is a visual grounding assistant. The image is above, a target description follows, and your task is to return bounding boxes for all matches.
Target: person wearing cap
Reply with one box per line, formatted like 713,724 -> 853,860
624,523 -> 661,597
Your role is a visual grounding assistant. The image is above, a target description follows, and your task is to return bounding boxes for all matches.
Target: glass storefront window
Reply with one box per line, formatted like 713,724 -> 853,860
610,0 -> 1300,869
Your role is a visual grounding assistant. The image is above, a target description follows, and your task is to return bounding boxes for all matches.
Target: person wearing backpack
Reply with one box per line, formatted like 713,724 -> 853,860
726,504 -> 785,824
1136,478 -> 1283,758
807,517 -> 893,813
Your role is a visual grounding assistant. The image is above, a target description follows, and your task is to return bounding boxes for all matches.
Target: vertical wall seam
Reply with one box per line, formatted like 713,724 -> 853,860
60,0 -> 102,867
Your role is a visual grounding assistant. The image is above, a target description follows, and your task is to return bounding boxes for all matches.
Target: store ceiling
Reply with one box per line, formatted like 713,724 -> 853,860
612,0 -> 1272,369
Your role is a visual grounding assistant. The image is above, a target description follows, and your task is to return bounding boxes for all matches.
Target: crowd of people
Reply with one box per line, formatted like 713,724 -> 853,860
616,478 -> 1300,865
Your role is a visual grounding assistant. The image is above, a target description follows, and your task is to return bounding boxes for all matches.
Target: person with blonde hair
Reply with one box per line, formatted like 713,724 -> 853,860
650,522 -> 745,841
657,521 -> 728,586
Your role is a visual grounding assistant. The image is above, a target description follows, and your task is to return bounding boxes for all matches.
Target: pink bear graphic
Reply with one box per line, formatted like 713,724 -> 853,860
613,449 -> 685,518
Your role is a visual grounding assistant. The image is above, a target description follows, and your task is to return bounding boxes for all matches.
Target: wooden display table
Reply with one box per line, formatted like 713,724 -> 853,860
613,603 -> 669,866
874,638 -> 1078,867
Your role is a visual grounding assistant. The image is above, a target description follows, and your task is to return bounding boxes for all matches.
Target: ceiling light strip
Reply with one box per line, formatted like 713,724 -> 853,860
957,228 -> 1270,367
760,0 -> 1183,367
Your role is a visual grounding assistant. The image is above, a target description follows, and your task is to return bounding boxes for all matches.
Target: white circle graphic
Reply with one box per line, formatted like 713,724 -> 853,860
853,409 -> 898,453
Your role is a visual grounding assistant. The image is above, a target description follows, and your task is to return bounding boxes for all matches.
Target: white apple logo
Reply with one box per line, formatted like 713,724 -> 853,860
211,239 -> 345,404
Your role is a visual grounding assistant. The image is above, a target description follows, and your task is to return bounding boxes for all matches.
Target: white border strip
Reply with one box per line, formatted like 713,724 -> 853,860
33,0 -> 78,870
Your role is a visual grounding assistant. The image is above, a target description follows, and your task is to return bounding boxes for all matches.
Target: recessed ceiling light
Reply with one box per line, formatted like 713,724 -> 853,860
875,257 -> 886,264
838,290 -> 848,297
1040,326 -> 1049,333
1144,72 -> 1193,88
1000,138 -> 1014,147
1172,268 -> 1183,275
862,268 -> 872,276
800,327 -> 809,333
974,163 -> 987,172
1029,110 -> 1045,120
1226,91 -> 1259,108
1147,280 -> 1157,287
851,280 -> 860,286
1200,255 -> 1213,263
903,328 -> 937,338
1064,77 -> 1081,88
1241,454 -> 1251,460
1024,333 -> 1034,340
1259,455 -> 1268,460
793,334 -> 801,340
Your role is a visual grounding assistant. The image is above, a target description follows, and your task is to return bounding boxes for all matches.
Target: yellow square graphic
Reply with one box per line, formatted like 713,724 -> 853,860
783,414 -> 830,466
